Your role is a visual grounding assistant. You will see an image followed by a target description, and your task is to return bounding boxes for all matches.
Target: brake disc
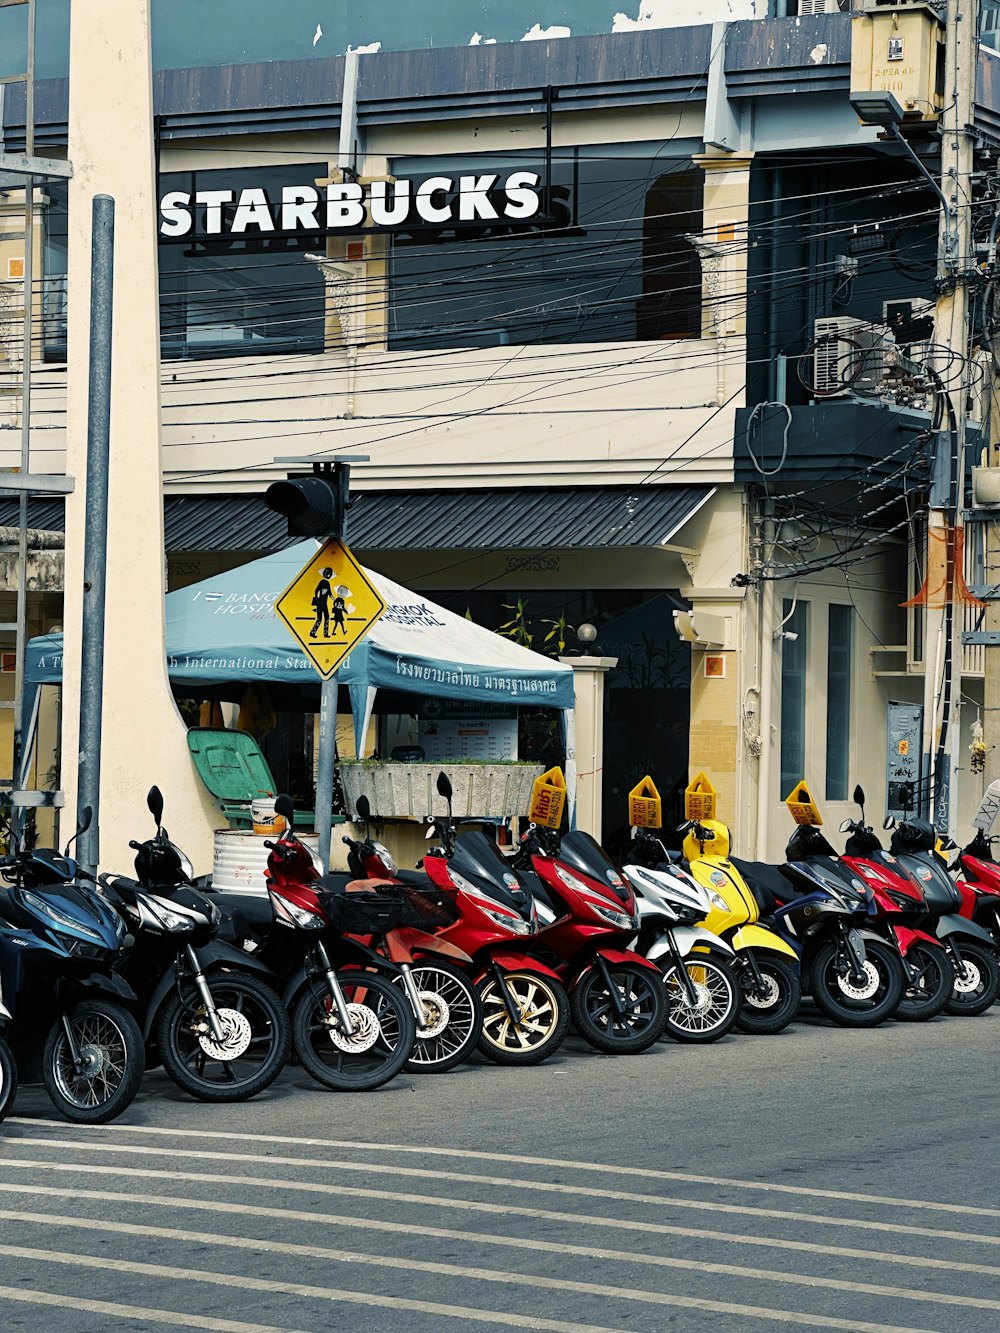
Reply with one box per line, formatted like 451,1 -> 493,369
327,1001 -> 381,1053
415,990 -> 450,1040
836,960 -> 880,1001
196,1007 -> 252,1061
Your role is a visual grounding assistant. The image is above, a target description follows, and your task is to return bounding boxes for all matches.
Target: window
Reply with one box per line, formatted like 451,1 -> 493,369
388,149 -> 703,351
826,605 -> 853,801
779,600 -> 808,796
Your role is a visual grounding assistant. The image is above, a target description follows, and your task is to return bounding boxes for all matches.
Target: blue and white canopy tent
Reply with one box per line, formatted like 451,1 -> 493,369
24,541 -> 577,808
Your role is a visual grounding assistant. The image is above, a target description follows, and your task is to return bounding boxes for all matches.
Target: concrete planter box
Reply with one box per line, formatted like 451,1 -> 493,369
339,761 -> 543,820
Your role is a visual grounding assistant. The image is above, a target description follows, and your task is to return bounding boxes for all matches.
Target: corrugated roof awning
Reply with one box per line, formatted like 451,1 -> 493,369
0,485 -> 714,553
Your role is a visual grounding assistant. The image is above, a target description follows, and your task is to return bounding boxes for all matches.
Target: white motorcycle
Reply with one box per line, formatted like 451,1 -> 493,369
621,857 -> 742,1043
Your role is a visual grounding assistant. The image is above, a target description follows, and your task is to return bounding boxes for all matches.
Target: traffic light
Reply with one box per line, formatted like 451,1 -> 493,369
265,465 -> 349,538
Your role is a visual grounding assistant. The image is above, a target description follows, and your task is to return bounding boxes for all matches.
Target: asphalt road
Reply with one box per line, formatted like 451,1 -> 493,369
1,1004 -> 998,1333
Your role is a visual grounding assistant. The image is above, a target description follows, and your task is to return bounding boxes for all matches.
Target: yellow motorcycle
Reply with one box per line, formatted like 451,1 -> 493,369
630,818 -> 801,1035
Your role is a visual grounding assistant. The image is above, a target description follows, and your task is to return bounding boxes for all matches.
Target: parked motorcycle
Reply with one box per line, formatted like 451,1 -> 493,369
733,821 -> 905,1027
513,823 -> 669,1053
952,829 -> 1000,947
0,979 -> 17,1121
838,788 -> 953,1022
886,816 -> 1000,1016
0,808 -> 144,1122
98,787 -> 290,1101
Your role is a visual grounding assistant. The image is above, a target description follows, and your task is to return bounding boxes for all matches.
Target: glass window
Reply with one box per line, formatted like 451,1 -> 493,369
779,600 -> 808,797
826,604 -> 853,801
387,149 -> 703,351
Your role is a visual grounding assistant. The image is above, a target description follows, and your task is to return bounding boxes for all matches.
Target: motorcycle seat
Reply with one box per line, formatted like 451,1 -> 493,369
730,858 -> 795,914
394,868 -> 433,887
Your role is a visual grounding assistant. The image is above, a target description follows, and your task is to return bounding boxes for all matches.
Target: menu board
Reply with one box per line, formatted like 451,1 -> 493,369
417,701 -> 518,761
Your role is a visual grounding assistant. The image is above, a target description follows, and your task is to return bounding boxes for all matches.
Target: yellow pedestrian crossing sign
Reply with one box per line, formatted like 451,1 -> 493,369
275,538 -> 386,680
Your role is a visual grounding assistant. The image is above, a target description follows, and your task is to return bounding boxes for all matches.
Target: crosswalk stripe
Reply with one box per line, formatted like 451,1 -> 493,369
6,1180 -> 1000,1280
0,1241 -> 946,1333
5,1139 -> 996,1245
4,1205 -> 999,1313
0,1286 -> 317,1333
11,1117 -> 991,1219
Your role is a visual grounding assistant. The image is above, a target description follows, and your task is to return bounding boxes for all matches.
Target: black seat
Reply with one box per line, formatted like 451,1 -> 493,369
394,868 -> 432,886
731,858 -> 797,915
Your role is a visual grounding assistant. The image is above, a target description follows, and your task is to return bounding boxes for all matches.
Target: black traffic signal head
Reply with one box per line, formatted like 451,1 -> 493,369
265,474 -> 343,538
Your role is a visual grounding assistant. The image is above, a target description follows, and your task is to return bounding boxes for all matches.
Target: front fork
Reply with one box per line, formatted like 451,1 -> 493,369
315,940 -> 357,1036
184,944 -> 227,1043
736,948 -> 770,1002
593,953 -> 627,1018
398,963 -> 427,1028
667,933 -> 702,1008
60,1010 -> 84,1069
841,928 -> 869,987
490,960 -> 524,1026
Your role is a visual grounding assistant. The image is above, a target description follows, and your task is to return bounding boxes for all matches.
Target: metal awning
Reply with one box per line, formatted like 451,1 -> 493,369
0,484 -> 715,553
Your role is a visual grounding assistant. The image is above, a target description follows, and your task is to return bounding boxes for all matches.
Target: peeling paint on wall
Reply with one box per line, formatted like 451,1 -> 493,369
522,23 -> 572,40
612,0 -> 765,33
809,42 -> 829,64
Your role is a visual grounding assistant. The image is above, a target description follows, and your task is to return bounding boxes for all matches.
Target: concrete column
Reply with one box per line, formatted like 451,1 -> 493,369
61,0 -> 219,869
559,656 -> 617,838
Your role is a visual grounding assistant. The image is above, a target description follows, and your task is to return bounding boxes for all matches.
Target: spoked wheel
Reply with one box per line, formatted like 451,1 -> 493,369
733,955 -> 801,1036
0,1035 -> 17,1123
570,961 -> 667,1054
945,942 -> 1000,1016
811,938 -> 903,1028
293,971 -> 416,1091
661,955 -> 740,1043
894,943 -> 953,1022
477,971 -> 569,1066
403,961 -> 483,1074
42,1001 -> 143,1124
157,972 -> 290,1102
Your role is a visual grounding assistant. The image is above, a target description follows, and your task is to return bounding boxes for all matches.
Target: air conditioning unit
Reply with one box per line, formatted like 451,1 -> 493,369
799,0 -> 845,13
813,317 -> 896,398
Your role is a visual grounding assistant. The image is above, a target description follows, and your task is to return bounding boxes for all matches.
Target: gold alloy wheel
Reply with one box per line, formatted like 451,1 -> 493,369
480,973 -> 560,1052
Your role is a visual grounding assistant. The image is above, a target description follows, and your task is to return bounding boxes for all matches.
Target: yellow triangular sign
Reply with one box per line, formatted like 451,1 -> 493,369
275,537 -> 386,681
629,776 -> 662,828
785,780 -> 823,827
684,771 -> 717,822
529,767 -> 566,829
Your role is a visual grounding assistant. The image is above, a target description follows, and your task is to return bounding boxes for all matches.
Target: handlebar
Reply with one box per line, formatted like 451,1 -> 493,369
128,840 -> 142,851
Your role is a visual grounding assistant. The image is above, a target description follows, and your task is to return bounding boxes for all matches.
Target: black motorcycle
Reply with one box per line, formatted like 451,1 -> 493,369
98,787 -> 290,1101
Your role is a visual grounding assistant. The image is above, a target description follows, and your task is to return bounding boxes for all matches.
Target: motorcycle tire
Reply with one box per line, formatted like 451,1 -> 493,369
403,961 -> 483,1074
42,1000 -> 143,1125
293,971 -> 416,1091
570,960 -> 667,1054
0,1035 -> 17,1123
811,938 -> 903,1028
944,941 -> 1000,1017
477,971 -> 569,1066
660,955 -> 740,1044
733,956 -> 801,1036
894,943 -> 953,1022
157,972 -> 290,1102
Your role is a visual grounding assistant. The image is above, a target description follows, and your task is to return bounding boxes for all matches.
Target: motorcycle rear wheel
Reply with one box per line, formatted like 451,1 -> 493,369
293,971 -> 416,1091
944,941 -> 1000,1016
43,1000 -> 143,1124
570,960 -> 667,1054
0,1035 -> 17,1122
894,943 -> 953,1022
157,972 -> 290,1102
404,961 -> 482,1074
733,955 -> 801,1036
660,955 -> 740,1044
477,972 -> 569,1066
811,938 -> 903,1027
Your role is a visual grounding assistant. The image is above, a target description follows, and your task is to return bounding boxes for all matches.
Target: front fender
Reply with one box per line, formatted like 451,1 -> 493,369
391,926 -> 473,966
891,925 -> 945,956
192,937 -> 280,982
935,914 -> 998,948
70,970 -> 138,1004
671,924 -> 735,957
730,924 -> 800,960
480,950 -> 564,984
593,947 -> 661,973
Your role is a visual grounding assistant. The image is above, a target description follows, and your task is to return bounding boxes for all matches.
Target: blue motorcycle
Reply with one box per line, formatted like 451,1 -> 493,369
0,809 -> 144,1123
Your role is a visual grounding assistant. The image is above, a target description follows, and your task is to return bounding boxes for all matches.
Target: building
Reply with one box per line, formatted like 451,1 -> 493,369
1,0 -> 996,855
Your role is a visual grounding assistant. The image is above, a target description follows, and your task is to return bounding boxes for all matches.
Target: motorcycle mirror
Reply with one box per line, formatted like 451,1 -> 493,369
64,804 -> 93,857
274,793 -> 295,829
146,786 -> 164,829
839,819 -> 852,833
883,815 -> 896,831
853,785 -> 866,823
356,794 -> 371,830
436,771 -> 453,802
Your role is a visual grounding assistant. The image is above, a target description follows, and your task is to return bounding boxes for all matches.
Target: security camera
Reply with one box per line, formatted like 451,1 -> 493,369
774,630 -> 798,642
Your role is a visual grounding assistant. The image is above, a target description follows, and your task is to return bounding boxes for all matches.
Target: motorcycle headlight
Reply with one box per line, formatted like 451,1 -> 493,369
272,894 -> 323,930
592,901 -> 634,929
21,890 -> 107,945
178,851 -> 195,882
484,906 -> 534,935
708,891 -> 729,913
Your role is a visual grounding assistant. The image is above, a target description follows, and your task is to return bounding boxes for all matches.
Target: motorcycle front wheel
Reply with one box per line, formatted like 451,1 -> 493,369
43,1000 -> 144,1124
157,972 -> 290,1102
403,961 -> 483,1074
945,941 -> 1000,1016
570,960 -> 667,1054
293,971 -> 416,1091
811,938 -> 903,1027
894,943 -> 953,1022
733,955 -> 801,1036
477,971 -> 569,1066
0,1035 -> 17,1122
660,955 -> 740,1044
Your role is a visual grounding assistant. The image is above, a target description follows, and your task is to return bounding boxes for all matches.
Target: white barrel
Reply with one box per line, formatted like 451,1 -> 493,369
212,829 -> 321,895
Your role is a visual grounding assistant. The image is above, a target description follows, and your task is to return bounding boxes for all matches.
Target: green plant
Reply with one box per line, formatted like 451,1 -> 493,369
541,612 -> 575,657
499,597 -> 534,647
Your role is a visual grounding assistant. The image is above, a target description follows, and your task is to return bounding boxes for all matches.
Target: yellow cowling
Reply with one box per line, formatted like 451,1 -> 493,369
682,818 -> 731,863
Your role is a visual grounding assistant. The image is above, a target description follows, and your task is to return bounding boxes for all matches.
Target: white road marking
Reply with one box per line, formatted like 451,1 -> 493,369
4,1205 -> 999,1314
0,1241 -> 947,1333
6,1179 -> 1000,1280
10,1116 -> 992,1219
5,1138 -> 996,1245
0,1287 -> 316,1333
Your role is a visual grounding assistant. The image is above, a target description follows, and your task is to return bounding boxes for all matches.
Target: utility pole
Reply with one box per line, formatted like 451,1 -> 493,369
923,0 -> 978,831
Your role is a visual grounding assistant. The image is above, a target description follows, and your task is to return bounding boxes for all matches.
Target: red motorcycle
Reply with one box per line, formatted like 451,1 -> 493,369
511,823 -> 669,1053
953,829 -> 1000,948
838,790 -> 953,1022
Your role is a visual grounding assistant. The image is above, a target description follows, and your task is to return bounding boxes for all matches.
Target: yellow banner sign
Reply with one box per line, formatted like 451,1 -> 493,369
529,766 -> 566,829
785,780 -> 823,826
628,776 -> 662,828
684,771 -> 717,822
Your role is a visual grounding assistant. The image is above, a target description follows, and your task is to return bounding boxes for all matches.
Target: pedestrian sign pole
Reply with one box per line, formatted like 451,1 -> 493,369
266,456 -> 376,868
